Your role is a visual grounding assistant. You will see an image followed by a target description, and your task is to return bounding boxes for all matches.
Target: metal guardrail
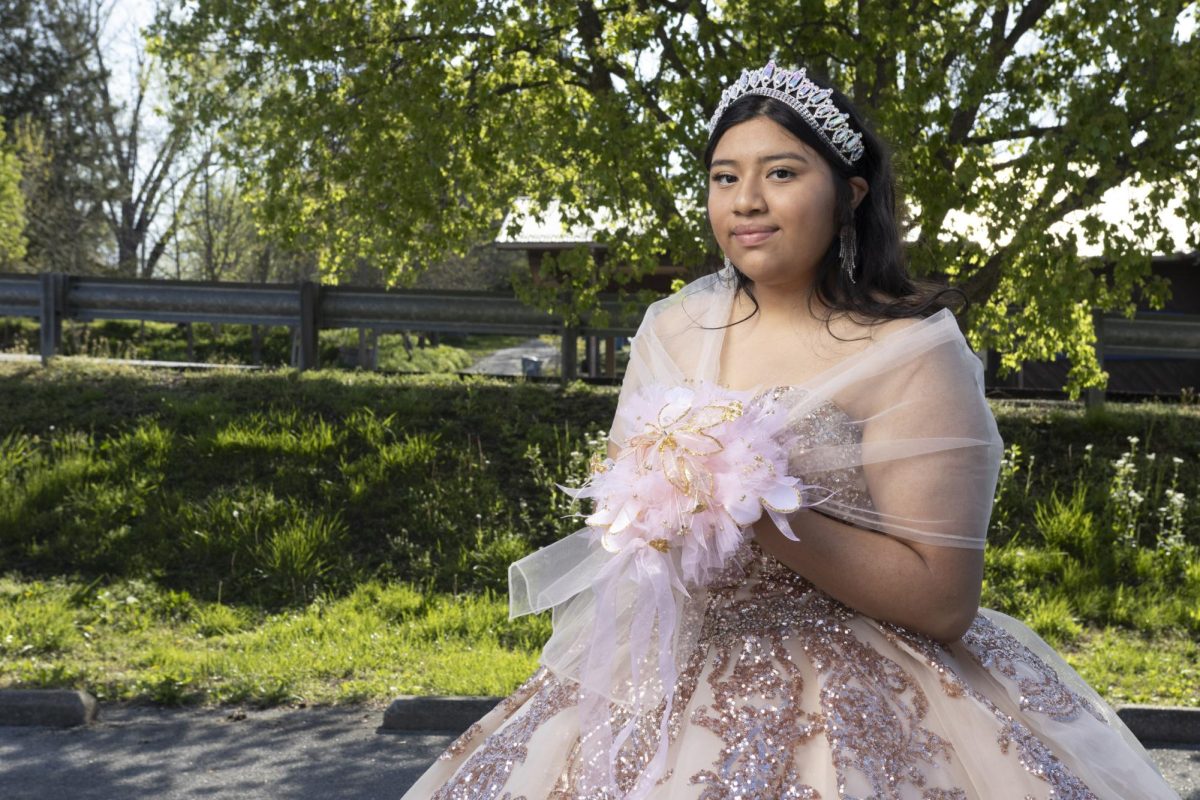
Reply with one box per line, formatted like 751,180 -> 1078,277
1097,314 -> 1200,356
3,272 -> 1199,401
1079,310 -> 1200,406
0,272 -> 643,382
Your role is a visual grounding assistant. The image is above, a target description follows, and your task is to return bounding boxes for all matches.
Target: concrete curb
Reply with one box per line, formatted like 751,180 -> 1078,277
1117,705 -> 1200,745
0,690 -> 98,727
2,690 -> 1197,745
383,695 -> 503,732
379,695 -> 1200,745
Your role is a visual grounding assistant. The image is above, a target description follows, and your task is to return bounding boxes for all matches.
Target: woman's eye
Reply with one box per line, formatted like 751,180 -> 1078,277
711,173 -> 736,186
768,167 -> 795,180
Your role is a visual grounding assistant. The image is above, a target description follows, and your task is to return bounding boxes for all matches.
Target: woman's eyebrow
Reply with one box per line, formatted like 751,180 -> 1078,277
710,152 -> 810,168
762,152 -> 809,163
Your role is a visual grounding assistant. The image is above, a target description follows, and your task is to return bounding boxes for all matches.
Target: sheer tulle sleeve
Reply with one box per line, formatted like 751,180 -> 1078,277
606,273 -> 1003,550
510,267 -> 1003,687
604,284 -> 710,455
784,323 -> 1005,549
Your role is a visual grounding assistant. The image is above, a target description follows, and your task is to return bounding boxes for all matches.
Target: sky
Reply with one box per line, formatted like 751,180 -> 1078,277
101,0 -> 159,110
103,0 -> 1195,259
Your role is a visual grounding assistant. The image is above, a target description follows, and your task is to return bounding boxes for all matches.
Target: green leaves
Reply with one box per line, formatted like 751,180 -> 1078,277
0,120 -> 26,267
149,1 -> 1199,396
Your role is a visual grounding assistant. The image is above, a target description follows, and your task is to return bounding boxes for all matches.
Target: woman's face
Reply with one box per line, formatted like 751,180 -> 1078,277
707,115 -> 859,292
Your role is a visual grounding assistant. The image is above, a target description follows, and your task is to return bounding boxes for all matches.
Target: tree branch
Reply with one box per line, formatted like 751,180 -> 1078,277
963,123 -> 1065,146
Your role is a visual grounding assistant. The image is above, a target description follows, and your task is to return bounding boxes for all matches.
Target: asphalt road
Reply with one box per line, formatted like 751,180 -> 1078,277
1,703 -> 1196,799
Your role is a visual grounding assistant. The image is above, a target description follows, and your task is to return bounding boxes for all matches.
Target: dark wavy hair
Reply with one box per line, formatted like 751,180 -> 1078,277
703,66 -> 966,337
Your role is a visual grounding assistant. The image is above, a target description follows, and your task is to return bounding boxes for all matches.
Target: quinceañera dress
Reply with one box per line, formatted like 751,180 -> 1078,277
400,265 -> 1179,800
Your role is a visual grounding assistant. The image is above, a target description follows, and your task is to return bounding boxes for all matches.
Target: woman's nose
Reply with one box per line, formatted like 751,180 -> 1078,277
732,178 -> 765,214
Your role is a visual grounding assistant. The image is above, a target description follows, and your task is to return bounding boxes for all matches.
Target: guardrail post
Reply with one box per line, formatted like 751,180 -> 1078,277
585,334 -> 599,377
1085,308 -> 1106,409
298,280 -> 320,371
38,272 -> 65,365
561,326 -> 577,383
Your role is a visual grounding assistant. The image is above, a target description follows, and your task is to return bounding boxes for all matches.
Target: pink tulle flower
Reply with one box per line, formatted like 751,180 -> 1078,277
558,381 -> 827,589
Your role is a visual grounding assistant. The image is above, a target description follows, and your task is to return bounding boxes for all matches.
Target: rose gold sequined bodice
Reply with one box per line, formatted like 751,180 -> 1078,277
706,385 -> 875,593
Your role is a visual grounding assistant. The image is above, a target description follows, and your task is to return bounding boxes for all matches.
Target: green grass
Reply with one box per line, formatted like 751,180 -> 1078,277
1,574 -> 1194,709
0,360 -> 615,607
1065,628 -> 1200,707
0,360 -> 1198,708
0,576 -> 549,706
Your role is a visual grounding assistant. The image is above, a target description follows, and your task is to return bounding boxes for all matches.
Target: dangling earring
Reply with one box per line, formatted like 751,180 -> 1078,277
723,255 -> 734,271
839,225 -> 858,284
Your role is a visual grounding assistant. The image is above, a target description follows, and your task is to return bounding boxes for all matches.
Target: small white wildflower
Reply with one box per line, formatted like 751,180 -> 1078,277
1084,444 -> 1094,452
1128,436 -> 1139,445
1172,456 -> 1183,465
1146,453 -> 1156,461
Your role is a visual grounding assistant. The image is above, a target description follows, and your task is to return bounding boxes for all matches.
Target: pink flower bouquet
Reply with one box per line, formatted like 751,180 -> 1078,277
558,381 -> 832,590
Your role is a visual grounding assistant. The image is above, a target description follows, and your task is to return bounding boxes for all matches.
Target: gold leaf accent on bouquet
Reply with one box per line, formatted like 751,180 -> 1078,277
628,395 -> 745,503
648,538 -> 670,552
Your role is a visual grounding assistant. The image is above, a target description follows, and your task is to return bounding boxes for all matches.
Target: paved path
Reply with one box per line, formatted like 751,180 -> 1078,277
464,337 -> 559,376
0,353 -> 259,369
0,704 -> 1196,799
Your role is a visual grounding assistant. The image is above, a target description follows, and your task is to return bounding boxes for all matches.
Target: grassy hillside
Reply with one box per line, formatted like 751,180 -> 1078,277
1,360 -> 1197,707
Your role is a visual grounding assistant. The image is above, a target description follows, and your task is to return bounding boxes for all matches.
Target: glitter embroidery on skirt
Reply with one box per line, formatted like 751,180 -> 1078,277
401,535 -> 1179,800
402,380 -> 1178,800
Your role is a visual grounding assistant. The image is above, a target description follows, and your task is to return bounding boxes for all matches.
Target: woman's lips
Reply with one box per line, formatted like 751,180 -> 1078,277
732,227 -> 778,246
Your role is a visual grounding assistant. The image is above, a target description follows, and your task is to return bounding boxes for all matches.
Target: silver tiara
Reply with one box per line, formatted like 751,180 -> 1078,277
707,60 -> 865,166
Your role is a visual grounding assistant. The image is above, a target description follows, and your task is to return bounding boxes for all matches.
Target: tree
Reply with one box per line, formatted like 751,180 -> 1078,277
73,0 -> 212,279
150,0 -> 1200,396
0,0 -> 215,278
0,117 -> 27,267
166,153 -> 322,287
1,0 -> 117,273
174,153 -> 254,283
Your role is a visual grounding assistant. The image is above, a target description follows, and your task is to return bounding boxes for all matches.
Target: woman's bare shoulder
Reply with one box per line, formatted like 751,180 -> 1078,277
826,309 -> 924,344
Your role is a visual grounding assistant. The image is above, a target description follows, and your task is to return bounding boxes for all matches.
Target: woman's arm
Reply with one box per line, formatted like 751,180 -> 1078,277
751,508 -> 983,644
751,335 -> 999,645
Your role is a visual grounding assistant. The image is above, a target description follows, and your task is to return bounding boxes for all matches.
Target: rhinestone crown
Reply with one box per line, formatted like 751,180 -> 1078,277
707,60 -> 865,166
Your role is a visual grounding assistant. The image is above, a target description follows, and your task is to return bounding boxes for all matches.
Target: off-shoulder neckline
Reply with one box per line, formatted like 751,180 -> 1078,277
715,305 -> 957,395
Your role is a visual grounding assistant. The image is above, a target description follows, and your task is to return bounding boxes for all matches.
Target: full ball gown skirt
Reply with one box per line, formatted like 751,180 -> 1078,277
399,537 -> 1179,800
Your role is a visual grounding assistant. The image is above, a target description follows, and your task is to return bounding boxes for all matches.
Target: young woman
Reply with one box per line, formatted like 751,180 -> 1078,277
400,60 -> 1180,800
